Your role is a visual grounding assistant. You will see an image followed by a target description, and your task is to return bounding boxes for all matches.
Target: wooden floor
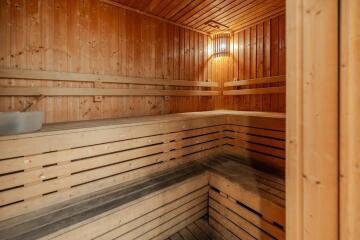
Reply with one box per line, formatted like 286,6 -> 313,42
168,218 -> 224,240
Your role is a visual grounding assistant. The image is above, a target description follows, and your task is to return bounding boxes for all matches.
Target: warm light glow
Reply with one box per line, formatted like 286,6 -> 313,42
207,44 -> 213,56
220,43 -> 226,50
212,32 -> 231,58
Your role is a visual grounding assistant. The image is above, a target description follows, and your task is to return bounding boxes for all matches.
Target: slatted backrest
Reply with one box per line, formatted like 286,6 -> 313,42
0,116 -> 226,221
224,114 -> 286,172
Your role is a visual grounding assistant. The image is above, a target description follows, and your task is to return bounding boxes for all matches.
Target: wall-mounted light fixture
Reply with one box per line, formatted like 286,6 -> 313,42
213,32 -> 231,58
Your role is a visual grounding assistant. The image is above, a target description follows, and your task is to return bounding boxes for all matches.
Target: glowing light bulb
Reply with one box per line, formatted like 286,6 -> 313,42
220,43 -> 226,50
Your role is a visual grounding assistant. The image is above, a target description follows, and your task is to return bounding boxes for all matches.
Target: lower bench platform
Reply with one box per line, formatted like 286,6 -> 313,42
0,163 -> 209,240
0,154 -> 285,240
168,217 -> 224,240
203,153 -> 285,240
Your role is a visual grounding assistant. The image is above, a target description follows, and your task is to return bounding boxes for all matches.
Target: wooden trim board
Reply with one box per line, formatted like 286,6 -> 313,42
340,0 -> 360,239
0,68 -> 219,87
224,86 -> 285,95
0,87 -> 220,97
286,0 -> 339,239
224,76 -> 286,87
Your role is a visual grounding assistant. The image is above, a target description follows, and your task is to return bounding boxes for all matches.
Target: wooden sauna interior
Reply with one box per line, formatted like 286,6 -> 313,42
0,0 -> 357,240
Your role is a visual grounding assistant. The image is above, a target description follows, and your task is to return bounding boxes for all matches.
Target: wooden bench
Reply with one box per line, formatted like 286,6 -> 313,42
0,110 -> 285,240
203,154 -> 285,240
0,162 -> 209,240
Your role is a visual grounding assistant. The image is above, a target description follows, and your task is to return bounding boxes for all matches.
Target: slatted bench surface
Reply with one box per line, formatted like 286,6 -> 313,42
168,218 -> 226,240
0,110 -> 285,240
0,111 -> 231,221
202,153 -> 285,240
0,162 -> 208,240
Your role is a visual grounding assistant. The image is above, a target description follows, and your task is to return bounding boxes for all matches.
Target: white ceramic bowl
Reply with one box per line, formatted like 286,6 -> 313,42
0,112 -> 43,135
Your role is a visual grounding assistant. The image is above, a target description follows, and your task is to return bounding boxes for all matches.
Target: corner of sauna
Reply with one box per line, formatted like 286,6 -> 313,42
0,1 -> 289,240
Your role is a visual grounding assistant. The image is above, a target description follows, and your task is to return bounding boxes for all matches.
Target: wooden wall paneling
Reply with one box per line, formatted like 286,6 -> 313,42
238,31 -> 245,109
189,30 -> 195,111
101,1 -> 120,118
250,26 -> 258,110
278,14 -> 285,112
0,1 -> 219,123
270,17 -> 279,112
194,32 -> 199,109
0,1 -> 284,122
222,15 -> 285,112
184,29 -> 190,81
228,34 -> 234,109
256,23 -> 264,111
117,6 -> 127,117
340,0 -> 360,239
79,0 -> 94,120
263,19 -> 271,110
173,26 -> 180,81
66,0 -> 80,122
244,28 -> 251,109
54,0 -> 69,122
27,0 -> 41,69
185,29 -> 191,112
125,9 -> 136,116
12,0 -> 27,116
165,23 -> 174,114
198,32 -> 203,82
286,0 -> 339,239
0,1 -> 11,113
161,19 -> 169,113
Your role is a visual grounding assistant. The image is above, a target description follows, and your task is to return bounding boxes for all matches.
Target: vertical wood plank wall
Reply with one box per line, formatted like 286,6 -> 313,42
0,0 -> 216,123
223,14 -> 286,112
286,0 -> 338,239
0,1 -> 285,124
340,0 -> 360,239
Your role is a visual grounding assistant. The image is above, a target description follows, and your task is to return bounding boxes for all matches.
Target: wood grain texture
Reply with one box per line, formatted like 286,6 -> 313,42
0,1 -> 286,124
340,0 -> 360,239
112,0 -> 285,34
222,14 -> 286,113
0,0 -> 217,123
286,0 -> 339,239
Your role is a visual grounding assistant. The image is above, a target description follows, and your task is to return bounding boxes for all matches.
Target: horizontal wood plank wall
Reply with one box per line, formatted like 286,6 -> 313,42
0,0 -> 216,123
223,14 -> 286,112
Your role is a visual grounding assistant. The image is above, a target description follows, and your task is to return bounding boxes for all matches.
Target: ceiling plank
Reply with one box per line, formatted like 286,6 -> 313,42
109,0 -> 285,34
100,0 -> 209,35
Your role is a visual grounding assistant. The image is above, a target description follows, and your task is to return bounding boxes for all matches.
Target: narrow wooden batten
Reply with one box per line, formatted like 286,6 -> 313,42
0,69 -> 219,88
224,76 -> 286,87
224,86 -> 285,95
0,87 -> 220,97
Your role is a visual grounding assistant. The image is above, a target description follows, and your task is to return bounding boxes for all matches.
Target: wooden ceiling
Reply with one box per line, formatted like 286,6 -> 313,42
103,0 -> 285,34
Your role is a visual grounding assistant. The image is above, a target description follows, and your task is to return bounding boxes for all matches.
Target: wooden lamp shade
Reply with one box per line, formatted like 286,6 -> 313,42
213,32 -> 231,58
